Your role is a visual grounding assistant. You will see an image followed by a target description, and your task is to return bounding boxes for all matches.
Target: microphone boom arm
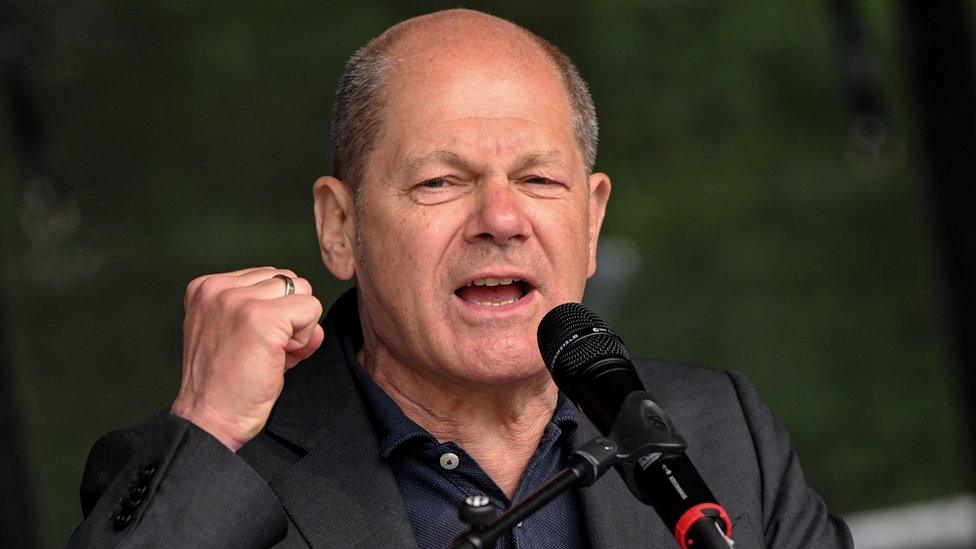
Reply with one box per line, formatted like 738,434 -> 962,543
451,436 -> 618,549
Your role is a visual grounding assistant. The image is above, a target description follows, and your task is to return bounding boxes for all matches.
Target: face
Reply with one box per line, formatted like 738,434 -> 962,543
322,39 -> 610,389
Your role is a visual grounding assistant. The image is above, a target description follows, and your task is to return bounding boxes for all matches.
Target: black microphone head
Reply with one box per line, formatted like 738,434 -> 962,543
537,303 -> 631,402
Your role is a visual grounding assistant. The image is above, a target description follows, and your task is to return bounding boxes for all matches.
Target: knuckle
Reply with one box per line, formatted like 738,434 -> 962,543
295,277 -> 313,295
236,300 -> 266,325
213,286 -> 236,310
299,296 -> 323,322
196,276 -> 225,303
185,275 -> 209,301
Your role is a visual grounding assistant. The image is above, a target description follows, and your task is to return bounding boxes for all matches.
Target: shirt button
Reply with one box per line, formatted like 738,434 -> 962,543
439,452 -> 459,470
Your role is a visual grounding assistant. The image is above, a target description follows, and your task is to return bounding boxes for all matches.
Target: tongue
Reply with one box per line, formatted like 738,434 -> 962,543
456,283 -> 523,304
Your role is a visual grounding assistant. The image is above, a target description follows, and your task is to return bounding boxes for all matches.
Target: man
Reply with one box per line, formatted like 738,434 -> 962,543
68,9 -> 852,548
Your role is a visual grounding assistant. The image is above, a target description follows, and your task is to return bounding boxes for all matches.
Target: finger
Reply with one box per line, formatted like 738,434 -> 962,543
286,324 -> 325,369
233,293 -> 321,350
186,267 -> 290,305
265,294 -> 323,341
230,275 -> 313,301
227,266 -> 279,277
232,267 -> 300,286
285,311 -> 319,352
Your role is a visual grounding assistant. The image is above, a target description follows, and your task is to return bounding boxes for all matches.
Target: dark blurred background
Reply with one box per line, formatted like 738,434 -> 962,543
1,1 -> 974,547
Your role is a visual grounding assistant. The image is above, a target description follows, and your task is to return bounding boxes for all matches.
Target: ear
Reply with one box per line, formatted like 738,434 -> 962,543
313,176 -> 357,281
586,172 -> 611,278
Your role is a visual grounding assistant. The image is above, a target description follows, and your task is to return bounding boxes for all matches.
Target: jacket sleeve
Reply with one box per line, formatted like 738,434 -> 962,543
725,371 -> 854,548
67,411 -> 288,548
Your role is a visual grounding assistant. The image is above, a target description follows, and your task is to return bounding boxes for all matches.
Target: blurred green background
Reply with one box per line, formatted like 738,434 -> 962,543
0,1 -> 970,546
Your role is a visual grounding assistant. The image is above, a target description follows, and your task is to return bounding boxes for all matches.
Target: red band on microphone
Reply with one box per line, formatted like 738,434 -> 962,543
674,502 -> 732,549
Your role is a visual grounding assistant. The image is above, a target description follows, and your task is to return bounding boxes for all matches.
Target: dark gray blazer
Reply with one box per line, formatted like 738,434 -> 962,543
67,298 -> 852,548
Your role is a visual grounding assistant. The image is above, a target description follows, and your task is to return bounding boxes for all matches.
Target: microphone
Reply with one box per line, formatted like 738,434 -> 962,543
537,303 -> 734,549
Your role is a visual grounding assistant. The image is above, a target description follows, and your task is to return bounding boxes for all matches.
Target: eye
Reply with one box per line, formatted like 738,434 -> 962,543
516,175 -> 569,198
409,176 -> 471,205
419,178 -> 448,189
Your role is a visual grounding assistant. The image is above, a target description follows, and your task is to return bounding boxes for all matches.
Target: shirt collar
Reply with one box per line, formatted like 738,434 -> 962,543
335,287 -> 581,458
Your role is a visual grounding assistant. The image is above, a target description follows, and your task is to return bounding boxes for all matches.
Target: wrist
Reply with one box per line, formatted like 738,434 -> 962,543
170,399 -> 251,452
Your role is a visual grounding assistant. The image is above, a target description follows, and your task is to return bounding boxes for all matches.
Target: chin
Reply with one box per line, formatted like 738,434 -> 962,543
456,341 -> 550,387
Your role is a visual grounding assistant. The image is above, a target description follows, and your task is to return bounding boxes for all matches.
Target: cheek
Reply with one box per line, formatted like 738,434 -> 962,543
537,204 -> 590,260
531,204 -> 591,301
362,205 -> 459,285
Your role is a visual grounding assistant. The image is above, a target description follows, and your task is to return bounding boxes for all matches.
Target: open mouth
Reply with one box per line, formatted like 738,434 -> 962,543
454,277 -> 533,307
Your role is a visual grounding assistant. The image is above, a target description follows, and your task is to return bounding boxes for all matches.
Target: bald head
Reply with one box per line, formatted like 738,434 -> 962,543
382,9 -> 552,67
329,9 -> 598,199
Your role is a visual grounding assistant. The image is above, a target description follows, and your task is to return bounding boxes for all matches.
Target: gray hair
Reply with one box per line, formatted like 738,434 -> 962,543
329,17 -> 599,205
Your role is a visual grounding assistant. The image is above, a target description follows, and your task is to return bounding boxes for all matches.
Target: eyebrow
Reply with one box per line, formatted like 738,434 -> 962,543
512,150 -> 565,172
404,149 -> 471,173
403,149 -> 566,174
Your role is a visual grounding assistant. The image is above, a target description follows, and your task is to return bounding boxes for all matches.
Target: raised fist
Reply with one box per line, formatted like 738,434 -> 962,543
171,267 -> 324,451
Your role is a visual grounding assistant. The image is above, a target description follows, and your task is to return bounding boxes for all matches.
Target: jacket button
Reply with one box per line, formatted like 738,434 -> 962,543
128,483 -> 147,499
121,495 -> 143,511
112,512 -> 132,531
138,464 -> 156,481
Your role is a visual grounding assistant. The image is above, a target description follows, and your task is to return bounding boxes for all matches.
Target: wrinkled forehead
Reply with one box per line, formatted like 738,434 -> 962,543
378,31 -> 576,161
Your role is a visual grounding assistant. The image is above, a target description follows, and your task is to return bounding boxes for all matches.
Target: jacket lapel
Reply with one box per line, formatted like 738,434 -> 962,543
263,290 -> 418,548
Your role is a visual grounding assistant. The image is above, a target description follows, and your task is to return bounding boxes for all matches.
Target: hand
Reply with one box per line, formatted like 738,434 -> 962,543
171,267 -> 325,451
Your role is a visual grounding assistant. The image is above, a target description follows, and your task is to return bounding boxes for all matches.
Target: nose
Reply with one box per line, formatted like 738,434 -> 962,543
464,177 -> 531,246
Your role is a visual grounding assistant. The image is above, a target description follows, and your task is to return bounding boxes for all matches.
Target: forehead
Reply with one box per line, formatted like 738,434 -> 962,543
374,28 -> 578,167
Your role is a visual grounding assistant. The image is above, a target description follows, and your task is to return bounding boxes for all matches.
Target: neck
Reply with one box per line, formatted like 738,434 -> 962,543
358,345 -> 558,498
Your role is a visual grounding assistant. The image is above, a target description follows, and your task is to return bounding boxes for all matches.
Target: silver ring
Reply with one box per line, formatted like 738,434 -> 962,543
273,274 -> 295,296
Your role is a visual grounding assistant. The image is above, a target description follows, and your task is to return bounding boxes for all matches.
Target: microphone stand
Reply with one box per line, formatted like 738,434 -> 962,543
450,437 -> 618,549
453,395 -> 734,549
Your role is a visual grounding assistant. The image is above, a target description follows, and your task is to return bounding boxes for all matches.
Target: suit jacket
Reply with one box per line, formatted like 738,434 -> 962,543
67,291 -> 852,548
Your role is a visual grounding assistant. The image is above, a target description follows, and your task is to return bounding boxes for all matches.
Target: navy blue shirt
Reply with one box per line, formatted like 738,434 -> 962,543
337,305 -> 589,549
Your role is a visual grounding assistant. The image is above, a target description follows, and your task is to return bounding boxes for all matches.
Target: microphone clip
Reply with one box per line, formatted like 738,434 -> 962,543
606,390 -> 688,505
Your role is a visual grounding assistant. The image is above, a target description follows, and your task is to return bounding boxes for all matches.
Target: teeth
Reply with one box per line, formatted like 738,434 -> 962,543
469,277 -> 520,287
473,297 -> 519,307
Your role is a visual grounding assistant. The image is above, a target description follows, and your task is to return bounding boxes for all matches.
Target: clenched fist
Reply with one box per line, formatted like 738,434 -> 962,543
171,267 -> 325,451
